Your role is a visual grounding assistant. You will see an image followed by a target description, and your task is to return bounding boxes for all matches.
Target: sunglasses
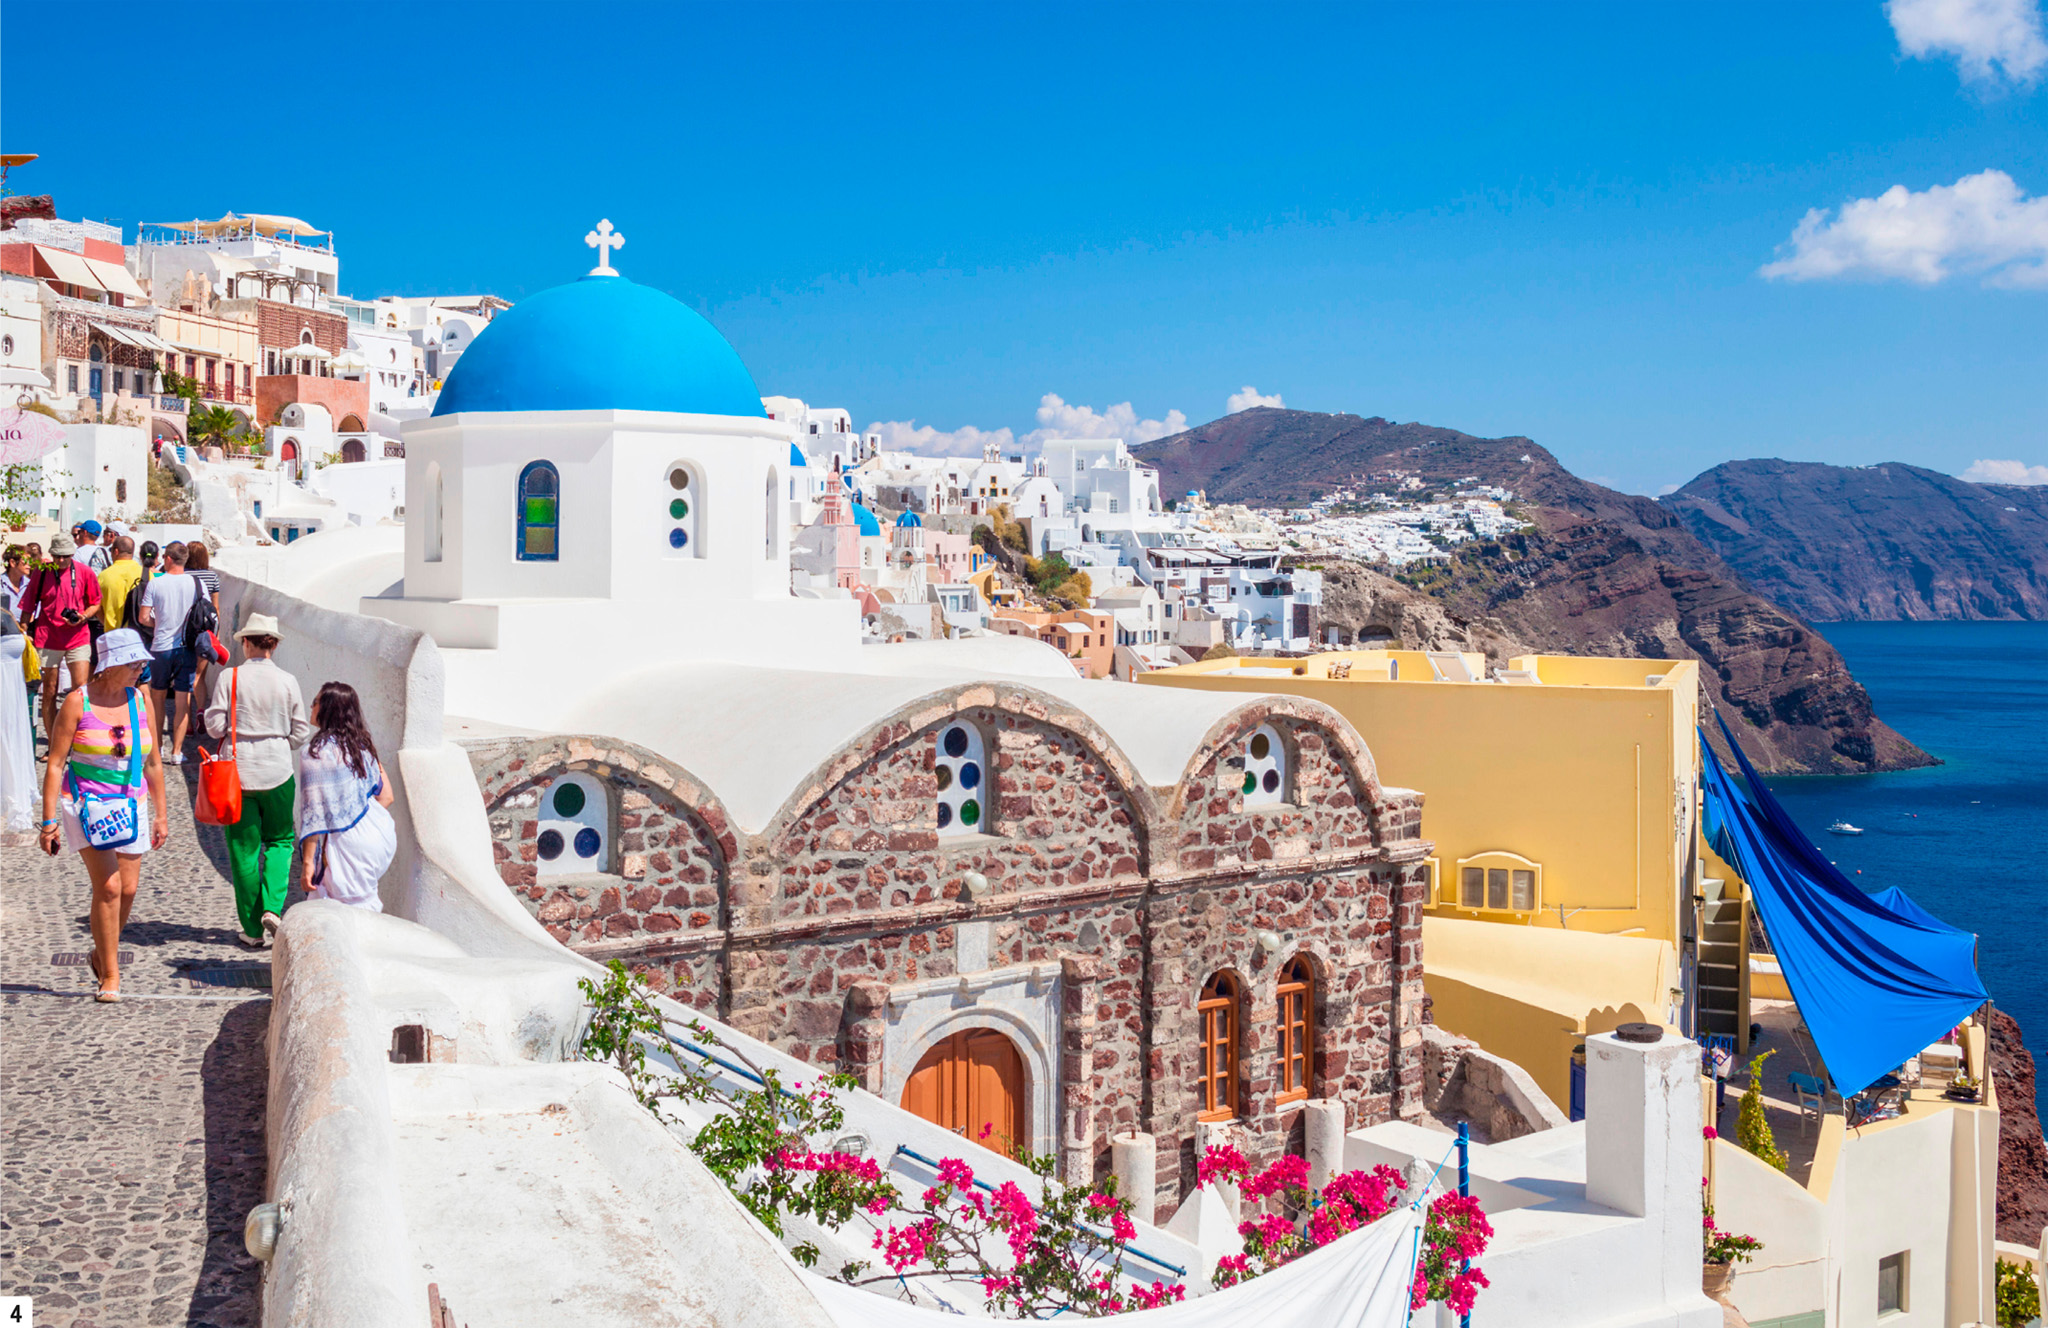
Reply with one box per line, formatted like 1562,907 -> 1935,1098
108,725 -> 128,759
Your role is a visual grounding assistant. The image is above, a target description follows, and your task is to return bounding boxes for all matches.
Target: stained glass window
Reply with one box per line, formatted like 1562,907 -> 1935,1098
665,465 -> 699,557
1242,723 -> 1286,806
935,723 -> 986,836
536,771 -> 605,877
517,461 -> 559,561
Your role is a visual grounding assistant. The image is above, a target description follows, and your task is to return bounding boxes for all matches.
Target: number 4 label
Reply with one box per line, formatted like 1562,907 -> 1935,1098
1,1297 -> 29,1325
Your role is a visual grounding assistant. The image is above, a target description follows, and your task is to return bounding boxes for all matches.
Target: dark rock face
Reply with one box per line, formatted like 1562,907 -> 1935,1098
1136,409 -> 1934,774
1663,459 -> 2048,622
1989,1008 -> 2048,1244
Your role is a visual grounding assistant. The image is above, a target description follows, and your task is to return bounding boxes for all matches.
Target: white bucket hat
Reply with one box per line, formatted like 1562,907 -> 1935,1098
95,628 -> 151,672
236,613 -> 283,641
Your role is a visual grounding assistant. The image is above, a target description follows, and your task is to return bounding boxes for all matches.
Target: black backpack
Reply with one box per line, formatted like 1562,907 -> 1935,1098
182,579 -> 218,645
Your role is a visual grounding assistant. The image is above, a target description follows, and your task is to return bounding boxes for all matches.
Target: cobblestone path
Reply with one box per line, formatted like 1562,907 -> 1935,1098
3,753 -> 275,1327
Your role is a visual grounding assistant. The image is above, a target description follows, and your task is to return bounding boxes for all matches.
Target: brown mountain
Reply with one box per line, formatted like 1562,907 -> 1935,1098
1661,459 -> 2048,622
1135,408 -> 1933,775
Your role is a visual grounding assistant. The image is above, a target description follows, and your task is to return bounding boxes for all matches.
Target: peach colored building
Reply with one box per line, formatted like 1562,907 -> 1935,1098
990,607 -> 1116,679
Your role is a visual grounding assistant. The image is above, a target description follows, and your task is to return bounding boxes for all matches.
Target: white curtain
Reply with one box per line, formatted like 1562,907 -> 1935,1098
0,629 -> 34,832
800,1204 -> 1422,1328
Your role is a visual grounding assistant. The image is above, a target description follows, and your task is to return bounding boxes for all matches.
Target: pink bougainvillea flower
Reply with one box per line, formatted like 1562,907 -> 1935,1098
1197,1142 -> 1251,1187
936,1157 -> 975,1189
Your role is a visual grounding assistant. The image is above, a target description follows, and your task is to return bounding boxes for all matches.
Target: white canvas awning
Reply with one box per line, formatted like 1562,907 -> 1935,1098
0,366 -> 52,388
79,256 -> 147,300
34,245 -> 104,292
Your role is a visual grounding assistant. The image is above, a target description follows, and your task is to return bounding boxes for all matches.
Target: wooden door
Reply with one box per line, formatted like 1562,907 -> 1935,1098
900,1028 -> 1025,1156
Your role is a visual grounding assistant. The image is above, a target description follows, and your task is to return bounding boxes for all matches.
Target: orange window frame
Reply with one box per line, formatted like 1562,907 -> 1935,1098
1276,958 -> 1314,1104
1198,972 -> 1241,1121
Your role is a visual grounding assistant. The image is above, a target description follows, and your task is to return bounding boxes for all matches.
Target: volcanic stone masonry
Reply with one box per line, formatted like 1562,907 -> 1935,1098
465,685 -> 1429,1215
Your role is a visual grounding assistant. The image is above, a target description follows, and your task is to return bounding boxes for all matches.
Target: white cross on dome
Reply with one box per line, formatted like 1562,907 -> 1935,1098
585,219 -> 625,276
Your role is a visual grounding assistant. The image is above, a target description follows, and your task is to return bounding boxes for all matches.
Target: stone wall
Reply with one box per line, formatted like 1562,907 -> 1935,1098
463,685 -> 1430,1204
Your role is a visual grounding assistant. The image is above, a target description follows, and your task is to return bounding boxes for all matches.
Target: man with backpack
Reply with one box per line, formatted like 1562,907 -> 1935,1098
23,534 -> 102,743
138,543 -> 203,763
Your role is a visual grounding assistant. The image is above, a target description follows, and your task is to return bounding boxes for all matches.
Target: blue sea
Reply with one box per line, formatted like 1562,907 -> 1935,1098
1764,621 -> 2048,1119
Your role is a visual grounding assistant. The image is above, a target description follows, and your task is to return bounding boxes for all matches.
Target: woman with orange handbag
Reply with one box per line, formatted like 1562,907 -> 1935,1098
201,613 -> 310,948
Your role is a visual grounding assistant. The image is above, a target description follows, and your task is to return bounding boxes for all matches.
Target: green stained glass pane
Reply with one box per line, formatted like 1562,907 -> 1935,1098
1243,772 -> 1257,795
552,782 -> 586,817
960,798 -> 980,827
525,497 -> 556,524
669,498 -> 689,519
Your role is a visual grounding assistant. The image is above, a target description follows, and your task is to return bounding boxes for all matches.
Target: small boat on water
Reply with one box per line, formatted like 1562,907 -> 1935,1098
1827,821 -> 1864,836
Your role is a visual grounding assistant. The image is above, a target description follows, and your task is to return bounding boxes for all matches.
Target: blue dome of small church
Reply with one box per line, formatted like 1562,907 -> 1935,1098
434,274 -> 765,418
895,510 -> 922,528
850,502 -> 882,537
789,443 -> 809,467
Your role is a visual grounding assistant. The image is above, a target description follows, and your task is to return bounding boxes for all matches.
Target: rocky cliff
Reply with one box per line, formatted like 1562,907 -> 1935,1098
1136,409 -> 1933,774
1662,460 -> 2048,622
1989,1009 -> 2048,1244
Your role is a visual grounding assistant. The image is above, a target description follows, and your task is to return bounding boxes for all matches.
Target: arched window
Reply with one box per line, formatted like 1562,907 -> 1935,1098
934,721 -> 986,836
1242,723 -> 1287,806
423,461 -> 444,563
1276,957 -> 1315,1104
1198,972 -> 1241,1122
765,467 -> 779,560
517,461 -> 559,561
535,771 -> 606,876
663,462 -> 700,557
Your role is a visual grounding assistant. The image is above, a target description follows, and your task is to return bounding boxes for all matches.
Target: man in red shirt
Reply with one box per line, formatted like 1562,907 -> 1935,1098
24,533 -> 103,741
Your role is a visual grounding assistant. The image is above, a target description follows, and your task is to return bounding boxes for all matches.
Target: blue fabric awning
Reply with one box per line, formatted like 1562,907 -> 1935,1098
1701,714 -> 1985,1095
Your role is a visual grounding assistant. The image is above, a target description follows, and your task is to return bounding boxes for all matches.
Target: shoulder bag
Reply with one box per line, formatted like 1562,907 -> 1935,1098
69,690 -> 144,850
196,667 -> 243,826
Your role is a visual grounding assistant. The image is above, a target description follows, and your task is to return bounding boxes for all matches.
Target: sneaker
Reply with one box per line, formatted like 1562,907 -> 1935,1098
164,753 -> 186,766
236,931 -> 264,948
261,911 -> 282,940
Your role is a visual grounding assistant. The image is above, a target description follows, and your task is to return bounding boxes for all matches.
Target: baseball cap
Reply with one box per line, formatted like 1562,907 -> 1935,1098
80,520 -> 104,536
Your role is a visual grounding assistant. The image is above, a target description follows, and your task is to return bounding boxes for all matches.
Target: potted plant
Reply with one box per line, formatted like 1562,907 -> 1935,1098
1944,1073 -> 1981,1103
1703,1180 -> 1762,1300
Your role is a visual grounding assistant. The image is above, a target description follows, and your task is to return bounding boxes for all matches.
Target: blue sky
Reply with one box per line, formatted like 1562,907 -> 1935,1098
5,0 -> 2045,494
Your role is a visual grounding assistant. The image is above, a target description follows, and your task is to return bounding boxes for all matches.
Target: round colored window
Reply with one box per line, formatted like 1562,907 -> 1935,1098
669,468 -> 689,491
669,498 -> 689,519
1250,732 -> 1271,760
935,765 -> 953,792
537,829 -> 565,861
959,762 -> 980,790
959,799 -> 981,827
669,528 -> 687,549
552,783 -> 586,817
1263,769 -> 1280,793
943,726 -> 970,758
574,827 -> 602,859
937,802 -> 953,829
1243,772 -> 1257,795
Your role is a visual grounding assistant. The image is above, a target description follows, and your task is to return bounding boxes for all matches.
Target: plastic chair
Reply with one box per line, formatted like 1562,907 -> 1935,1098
1788,1072 -> 1828,1134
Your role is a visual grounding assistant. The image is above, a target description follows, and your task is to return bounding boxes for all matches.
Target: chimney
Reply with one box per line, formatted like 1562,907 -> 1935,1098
1584,1023 -> 1701,1277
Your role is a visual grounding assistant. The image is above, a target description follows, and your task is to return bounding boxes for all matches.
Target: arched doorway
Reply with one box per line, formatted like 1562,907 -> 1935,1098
901,1028 -> 1025,1156
340,438 -> 366,464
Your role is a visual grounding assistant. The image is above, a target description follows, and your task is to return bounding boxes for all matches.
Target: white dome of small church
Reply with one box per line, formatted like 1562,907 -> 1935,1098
433,222 -> 763,419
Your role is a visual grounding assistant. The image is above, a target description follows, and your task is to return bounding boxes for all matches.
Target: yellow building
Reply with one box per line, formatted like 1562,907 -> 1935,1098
1141,648 -> 1750,1108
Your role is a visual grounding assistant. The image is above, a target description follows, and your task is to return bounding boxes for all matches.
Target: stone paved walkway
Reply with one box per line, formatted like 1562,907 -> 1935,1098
3,751 -> 274,1327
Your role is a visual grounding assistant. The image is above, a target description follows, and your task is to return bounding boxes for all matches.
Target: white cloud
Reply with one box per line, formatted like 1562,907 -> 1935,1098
866,419 -> 1016,458
1759,169 -> 2048,288
1887,0 -> 2048,86
1023,393 -> 1189,447
869,392 -> 1194,460
1961,457 -> 2048,483
1226,385 -> 1285,413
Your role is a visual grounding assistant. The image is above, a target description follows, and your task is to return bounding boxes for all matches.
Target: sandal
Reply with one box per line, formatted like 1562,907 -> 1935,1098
88,952 -> 119,1002
95,987 -> 122,1003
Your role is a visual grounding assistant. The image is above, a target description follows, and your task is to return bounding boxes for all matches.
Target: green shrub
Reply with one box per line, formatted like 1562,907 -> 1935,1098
1997,1258 -> 2040,1328
1736,1049 -> 1789,1172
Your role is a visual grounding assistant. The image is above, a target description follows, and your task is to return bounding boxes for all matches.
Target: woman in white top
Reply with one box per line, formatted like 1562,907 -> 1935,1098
202,614 -> 311,947
296,681 -> 395,912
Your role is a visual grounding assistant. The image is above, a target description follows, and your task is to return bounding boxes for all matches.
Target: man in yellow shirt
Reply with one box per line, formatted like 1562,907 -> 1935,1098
98,535 -> 145,632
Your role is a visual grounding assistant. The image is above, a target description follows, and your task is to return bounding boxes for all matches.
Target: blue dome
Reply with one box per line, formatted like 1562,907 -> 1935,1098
433,275 -> 764,418
895,510 -> 922,528
788,443 -> 809,467
850,502 -> 882,537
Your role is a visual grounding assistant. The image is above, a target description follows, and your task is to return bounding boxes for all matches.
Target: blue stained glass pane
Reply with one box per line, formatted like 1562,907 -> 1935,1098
1263,769 -> 1280,793
943,727 -> 969,758
537,829 -> 564,861
959,762 -> 980,790
937,802 -> 952,829
574,827 -> 602,858
669,528 -> 687,549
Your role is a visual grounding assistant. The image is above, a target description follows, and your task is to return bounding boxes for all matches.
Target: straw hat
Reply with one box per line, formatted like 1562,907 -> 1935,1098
236,613 -> 284,640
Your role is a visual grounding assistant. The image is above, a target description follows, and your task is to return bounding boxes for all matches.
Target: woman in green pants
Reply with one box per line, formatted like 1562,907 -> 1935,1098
202,614 -> 311,946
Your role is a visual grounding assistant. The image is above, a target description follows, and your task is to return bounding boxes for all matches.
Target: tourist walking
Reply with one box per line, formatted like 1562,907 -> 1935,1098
0,603 -> 32,833
98,536 -> 144,634
297,682 -> 395,914
138,543 -> 198,763
22,534 -> 102,743
2,544 -> 30,617
137,540 -> 159,580
38,627 -> 169,1002
74,521 -> 111,575
184,543 -> 222,699
202,615 -> 310,947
